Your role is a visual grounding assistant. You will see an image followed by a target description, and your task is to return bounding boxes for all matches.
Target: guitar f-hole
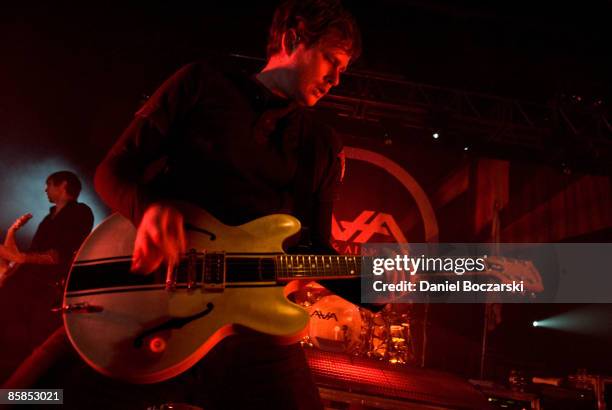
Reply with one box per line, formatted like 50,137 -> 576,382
133,302 -> 215,349
184,223 -> 216,241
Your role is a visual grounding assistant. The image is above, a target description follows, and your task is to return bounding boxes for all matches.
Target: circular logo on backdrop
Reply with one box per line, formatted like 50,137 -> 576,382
332,146 -> 438,255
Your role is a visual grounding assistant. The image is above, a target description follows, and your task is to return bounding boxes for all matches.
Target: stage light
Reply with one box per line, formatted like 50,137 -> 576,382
464,146 -> 469,151
527,306 -> 612,338
432,132 -> 439,139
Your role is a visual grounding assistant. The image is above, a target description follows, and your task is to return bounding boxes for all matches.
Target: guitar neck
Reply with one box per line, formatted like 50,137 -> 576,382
274,254 -> 363,282
270,255 -> 489,282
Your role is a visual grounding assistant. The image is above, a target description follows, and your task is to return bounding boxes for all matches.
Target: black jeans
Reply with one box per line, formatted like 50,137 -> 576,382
7,328 -> 323,410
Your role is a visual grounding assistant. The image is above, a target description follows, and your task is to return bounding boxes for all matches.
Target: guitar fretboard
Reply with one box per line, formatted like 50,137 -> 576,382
274,255 -> 363,281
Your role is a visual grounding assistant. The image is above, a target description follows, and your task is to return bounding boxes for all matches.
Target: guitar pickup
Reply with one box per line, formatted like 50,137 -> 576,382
202,252 -> 225,291
186,248 -> 198,290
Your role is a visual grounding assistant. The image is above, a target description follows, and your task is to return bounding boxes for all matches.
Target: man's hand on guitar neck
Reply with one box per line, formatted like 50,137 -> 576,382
131,204 -> 186,276
7,213 -> 33,233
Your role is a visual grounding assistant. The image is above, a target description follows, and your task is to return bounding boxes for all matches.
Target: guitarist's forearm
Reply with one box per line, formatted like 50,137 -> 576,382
95,117 -> 169,225
21,251 -> 59,265
0,245 -> 58,265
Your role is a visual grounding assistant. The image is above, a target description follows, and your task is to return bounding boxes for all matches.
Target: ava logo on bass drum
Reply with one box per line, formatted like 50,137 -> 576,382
310,310 -> 339,321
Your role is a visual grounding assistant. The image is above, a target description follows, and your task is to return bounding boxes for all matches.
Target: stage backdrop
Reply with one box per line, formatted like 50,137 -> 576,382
330,132 -> 612,253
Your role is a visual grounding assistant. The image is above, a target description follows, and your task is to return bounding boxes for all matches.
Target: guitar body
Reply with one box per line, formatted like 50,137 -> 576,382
64,203 -> 309,384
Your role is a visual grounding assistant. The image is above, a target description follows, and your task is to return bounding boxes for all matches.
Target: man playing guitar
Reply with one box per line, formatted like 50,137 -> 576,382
92,0 -> 363,408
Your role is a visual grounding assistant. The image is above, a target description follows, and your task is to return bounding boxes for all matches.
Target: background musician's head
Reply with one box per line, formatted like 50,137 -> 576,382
45,170 -> 82,204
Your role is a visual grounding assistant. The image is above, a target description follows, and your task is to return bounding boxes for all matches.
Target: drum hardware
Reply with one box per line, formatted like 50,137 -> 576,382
567,369 -> 612,410
296,285 -> 415,365
569,369 -> 593,391
363,306 -> 414,365
508,369 -> 530,392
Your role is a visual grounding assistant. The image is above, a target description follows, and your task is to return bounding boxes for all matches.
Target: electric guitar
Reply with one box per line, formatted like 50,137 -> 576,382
63,202 -> 542,383
0,213 -> 32,287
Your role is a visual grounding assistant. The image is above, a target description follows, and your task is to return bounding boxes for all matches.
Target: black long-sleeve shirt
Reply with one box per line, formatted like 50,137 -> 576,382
95,61 -> 342,249
30,201 -> 94,280
95,59 -> 378,314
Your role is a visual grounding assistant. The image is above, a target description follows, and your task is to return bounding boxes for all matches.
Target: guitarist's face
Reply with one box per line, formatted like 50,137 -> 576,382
45,181 -> 65,204
289,33 -> 351,107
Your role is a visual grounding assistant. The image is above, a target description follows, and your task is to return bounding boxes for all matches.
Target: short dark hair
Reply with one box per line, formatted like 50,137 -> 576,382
47,170 -> 82,199
266,0 -> 361,62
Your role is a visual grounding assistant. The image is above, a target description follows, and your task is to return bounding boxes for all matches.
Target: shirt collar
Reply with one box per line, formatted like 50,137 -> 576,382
48,200 -> 77,216
249,75 -> 297,111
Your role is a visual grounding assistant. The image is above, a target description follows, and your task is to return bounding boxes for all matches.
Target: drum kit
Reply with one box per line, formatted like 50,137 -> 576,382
293,282 -> 415,365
